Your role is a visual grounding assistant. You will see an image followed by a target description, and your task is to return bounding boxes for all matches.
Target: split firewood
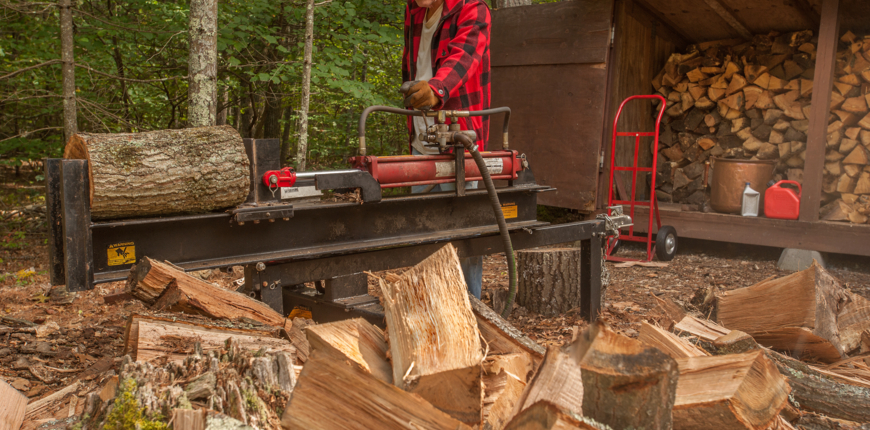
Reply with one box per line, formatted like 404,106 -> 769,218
503,401 -> 612,430
282,349 -> 472,430
513,345 -> 584,418
638,322 -> 708,359
470,294 -> 545,368
23,381 -> 81,424
716,262 -> 850,363
674,315 -> 729,342
128,257 -> 285,327
288,316 -> 314,363
483,353 -> 533,430
837,292 -> 870,354
1,379 -> 27,430
122,314 -> 295,363
672,351 -> 790,430
376,244 -> 483,424
305,318 -> 392,384
63,125 -> 250,220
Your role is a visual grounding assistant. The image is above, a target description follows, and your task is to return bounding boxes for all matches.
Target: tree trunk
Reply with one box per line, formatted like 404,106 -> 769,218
59,0 -> 76,143
129,257 -> 285,327
516,248 -> 583,316
188,0 -> 218,127
216,84 -> 228,126
280,105 -> 294,166
122,314 -> 294,364
282,350 -> 473,430
63,125 -> 250,219
263,83 -> 282,139
297,0 -> 314,171
376,244 -> 484,425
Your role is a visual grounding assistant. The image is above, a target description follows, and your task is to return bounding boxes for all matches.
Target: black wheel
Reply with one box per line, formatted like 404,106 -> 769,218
655,225 -> 678,261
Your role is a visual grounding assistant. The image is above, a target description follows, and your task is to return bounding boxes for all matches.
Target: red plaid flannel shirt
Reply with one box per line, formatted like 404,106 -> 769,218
403,0 -> 492,150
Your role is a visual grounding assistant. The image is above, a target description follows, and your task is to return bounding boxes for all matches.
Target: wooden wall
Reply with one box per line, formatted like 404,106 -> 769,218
597,0 -> 684,209
490,1 -> 614,213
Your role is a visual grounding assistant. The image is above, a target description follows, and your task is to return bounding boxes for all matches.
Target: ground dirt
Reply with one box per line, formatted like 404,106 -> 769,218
2,164 -> 870,404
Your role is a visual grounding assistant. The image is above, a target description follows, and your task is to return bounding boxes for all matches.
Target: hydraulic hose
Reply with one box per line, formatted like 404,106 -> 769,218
454,133 -> 517,318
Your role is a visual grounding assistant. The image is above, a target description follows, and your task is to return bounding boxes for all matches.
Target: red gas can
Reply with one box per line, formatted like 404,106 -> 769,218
764,180 -> 801,220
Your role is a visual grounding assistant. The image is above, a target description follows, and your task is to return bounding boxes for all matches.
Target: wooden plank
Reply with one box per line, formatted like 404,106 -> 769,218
491,64 -> 608,212
701,0 -> 753,40
800,0 -> 841,222
631,206 -> 870,257
490,1 -> 613,67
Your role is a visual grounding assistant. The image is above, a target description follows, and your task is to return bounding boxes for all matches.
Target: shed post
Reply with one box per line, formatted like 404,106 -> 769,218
799,0 -> 840,222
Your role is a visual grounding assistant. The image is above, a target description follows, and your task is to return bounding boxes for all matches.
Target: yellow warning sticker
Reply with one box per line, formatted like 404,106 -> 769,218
501,202 -> 518,219
107,242 -> 136,266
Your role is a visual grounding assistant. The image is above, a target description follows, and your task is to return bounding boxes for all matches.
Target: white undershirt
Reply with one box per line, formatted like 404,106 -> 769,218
411,5 -> 443,155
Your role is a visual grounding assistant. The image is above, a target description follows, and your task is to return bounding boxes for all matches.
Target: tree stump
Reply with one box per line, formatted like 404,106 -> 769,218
516,248 -> 582,316
63,125 -> 250,220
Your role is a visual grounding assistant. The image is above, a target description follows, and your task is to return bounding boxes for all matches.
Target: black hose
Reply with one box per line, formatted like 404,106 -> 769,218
454,133 -> 517,318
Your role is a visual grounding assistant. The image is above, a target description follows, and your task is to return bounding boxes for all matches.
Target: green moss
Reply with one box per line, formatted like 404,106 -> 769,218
102,378 -> 171,430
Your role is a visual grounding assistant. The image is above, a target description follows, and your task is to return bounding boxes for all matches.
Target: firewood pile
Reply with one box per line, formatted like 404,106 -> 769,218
651,29 -> 870,223
6,247 -> 870,430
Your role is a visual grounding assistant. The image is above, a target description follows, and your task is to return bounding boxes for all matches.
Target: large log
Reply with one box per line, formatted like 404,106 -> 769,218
569,321 -> 679,429
281,349 -> 472,430
716,262 -> 849,363
516,248 -> 584,316
122,314 -> 294,363
305,318 -> 392,384
672,351 -> 790,430
128,257 -> 285,327
63,125 -> 250,220
0,379 -> 27,430
376,244 -> 484,424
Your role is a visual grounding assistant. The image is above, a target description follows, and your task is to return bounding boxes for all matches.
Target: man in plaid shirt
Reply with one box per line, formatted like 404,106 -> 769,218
402,0 -> 491,298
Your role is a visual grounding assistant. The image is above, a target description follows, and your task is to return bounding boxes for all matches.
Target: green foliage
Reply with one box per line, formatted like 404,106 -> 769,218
1,0 -> 407,168
103,378 -> 170,430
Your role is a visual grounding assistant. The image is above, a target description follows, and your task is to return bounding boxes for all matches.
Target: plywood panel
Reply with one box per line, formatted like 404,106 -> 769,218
490,1 -> 613,67
490,64 -> 608,212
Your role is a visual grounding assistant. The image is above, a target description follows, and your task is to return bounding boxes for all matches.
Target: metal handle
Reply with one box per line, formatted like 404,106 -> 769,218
357,106 -> 512,156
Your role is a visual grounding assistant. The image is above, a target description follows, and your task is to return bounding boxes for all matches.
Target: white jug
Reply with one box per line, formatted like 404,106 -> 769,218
741,182 -> 759,217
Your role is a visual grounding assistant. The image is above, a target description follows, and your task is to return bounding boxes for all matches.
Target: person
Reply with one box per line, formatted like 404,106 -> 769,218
402,0 -> 491,298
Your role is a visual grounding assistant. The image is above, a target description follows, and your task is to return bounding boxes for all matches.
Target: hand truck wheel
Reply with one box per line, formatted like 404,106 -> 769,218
655,225 -> 678,261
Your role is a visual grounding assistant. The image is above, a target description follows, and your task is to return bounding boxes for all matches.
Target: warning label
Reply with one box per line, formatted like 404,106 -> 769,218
107,242 -> 136,266
501,202 -> 518,219
434,158 -> 505,178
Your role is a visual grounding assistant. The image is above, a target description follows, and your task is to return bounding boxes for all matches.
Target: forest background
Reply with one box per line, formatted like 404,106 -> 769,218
0,0 -> 550,173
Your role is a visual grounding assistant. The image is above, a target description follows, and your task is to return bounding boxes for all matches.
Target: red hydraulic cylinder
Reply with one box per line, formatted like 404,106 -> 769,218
349,150 -> 522,188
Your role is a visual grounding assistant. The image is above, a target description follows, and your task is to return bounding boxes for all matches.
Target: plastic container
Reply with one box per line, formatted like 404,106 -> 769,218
765,180 -> 802,220
741,182 -> 759,217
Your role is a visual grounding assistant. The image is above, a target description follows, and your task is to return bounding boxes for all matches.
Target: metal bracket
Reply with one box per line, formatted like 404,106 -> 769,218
231,204 -> 294,224
314,170 -> 382,203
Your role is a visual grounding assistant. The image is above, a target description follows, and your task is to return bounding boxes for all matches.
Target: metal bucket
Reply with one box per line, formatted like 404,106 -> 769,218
709,158 -> 776,214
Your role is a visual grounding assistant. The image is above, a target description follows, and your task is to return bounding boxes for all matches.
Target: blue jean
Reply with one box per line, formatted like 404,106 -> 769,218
411,148 -> 484,299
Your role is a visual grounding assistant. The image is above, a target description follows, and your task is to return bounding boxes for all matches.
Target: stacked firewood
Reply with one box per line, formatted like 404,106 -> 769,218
651,30 -> 870,224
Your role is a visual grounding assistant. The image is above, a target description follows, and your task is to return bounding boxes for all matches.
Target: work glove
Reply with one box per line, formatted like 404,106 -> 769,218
400,80 -> 440,110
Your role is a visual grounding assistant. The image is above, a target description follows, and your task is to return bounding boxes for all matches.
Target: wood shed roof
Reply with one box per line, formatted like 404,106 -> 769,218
637,0 -> 870,44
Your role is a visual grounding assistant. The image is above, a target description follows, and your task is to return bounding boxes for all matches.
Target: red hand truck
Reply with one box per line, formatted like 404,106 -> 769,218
606,95 -> 678,262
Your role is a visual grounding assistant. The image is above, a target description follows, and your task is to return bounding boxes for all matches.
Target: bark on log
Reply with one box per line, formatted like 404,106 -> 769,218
376,244 -> 483,424
122,314 -> 294,364
716,262 -> 849,363
482,353 -> 533,430
0,379 -> 27,430
503,401 -> 612,430
63,125 -> 249,220
305,318 -> 392,384
570,321 -> 679,430
129,257 -> 285,327
516,248 -> 583,316
281,349 -> 472,430
672,351 -> 790,430
470,294 -> 545,369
